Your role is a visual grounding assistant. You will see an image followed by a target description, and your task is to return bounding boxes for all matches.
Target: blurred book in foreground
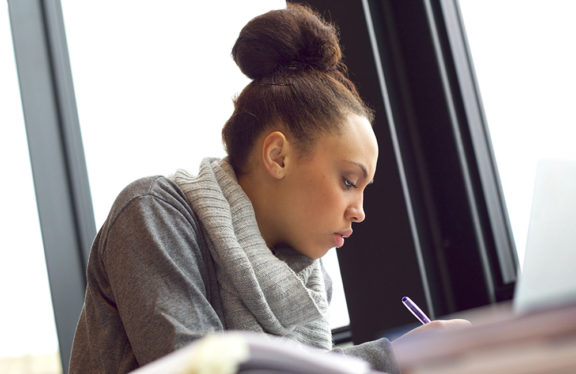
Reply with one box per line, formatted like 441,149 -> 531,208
130,331 -> 381,374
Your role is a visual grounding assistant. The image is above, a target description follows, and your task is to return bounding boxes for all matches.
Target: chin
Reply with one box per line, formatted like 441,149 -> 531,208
292,243 -> 331,260
310,248 -> 332,260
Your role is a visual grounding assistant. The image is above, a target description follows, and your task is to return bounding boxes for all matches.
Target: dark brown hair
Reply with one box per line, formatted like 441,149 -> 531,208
222,3 -> 373,174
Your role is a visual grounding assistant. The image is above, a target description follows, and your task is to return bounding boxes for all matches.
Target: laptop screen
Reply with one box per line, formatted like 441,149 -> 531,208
514,159 -> 576,312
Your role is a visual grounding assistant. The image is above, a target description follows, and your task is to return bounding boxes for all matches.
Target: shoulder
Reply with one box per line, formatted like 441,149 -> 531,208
102,175 -> 196,226
93,175 -> 213,271
97,175 -> 203,251
111,176 -> 188,213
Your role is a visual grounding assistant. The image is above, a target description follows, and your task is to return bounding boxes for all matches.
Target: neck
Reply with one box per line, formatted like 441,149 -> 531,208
238,171 -> 279,249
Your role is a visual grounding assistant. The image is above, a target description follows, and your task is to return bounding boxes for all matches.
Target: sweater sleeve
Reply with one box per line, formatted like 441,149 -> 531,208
320,261 -> 399,373
70,177 -> 225,373
333,339 -> 400,374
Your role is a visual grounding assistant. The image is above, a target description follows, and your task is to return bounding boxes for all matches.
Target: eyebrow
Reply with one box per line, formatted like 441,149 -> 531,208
348,161 -> 374,184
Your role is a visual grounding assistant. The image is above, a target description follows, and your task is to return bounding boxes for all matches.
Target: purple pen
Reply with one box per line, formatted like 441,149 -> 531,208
402,296 -> 431,324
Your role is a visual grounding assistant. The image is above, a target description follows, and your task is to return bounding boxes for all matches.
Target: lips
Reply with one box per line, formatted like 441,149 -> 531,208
334,228 -> 353,248
337,228 -> 353,239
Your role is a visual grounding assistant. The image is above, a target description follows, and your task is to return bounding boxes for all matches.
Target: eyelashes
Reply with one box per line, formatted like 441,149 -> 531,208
343,178 -> 358,190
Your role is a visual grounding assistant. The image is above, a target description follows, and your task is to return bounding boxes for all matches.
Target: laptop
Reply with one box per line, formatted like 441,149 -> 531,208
513,159 -> 576,312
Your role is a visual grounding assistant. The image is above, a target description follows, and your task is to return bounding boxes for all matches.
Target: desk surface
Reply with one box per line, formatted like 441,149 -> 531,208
394,301 -> 576,374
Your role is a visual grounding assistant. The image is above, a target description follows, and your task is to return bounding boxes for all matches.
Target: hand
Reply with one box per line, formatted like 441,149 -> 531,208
392,319 -> 471,348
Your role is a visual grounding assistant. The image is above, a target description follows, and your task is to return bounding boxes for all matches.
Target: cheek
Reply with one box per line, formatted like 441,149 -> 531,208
298,176 -> 340,218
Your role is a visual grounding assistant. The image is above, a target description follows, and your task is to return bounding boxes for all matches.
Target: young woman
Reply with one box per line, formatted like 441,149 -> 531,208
69,4 -> 466,373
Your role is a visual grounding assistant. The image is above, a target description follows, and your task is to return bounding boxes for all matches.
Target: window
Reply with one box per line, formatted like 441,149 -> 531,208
294,0 -> 521,343
458,0 -> 576,265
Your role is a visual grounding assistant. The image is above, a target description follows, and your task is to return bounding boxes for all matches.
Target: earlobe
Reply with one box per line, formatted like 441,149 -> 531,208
262,131 -> 289,180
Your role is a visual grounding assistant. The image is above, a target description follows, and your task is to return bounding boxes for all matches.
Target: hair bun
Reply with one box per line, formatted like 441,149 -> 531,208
232,4 -> 342,80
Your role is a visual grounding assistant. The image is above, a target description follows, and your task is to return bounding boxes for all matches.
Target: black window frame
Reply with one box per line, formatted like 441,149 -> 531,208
291,0 -> 518,344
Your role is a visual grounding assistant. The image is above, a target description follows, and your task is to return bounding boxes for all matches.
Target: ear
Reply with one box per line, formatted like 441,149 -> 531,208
261,131 -> 290,180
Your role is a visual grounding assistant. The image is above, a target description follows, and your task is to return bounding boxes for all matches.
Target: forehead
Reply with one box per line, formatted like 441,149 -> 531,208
310,114 -> 378,176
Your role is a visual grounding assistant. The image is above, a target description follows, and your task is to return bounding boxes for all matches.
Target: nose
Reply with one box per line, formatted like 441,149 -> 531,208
346,194 -> 366,223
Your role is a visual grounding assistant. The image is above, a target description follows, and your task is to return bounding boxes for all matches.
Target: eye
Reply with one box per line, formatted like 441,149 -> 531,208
343,178 -> 358,190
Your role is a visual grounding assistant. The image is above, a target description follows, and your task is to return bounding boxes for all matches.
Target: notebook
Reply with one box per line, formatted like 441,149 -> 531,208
513,159 -> 576,312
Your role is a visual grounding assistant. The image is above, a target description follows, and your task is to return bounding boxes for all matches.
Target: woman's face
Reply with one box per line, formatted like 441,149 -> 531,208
274,113 -> 378,259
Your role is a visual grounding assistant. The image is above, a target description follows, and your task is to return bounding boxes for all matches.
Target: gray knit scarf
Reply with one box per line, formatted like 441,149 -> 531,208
171,158 -> 332,350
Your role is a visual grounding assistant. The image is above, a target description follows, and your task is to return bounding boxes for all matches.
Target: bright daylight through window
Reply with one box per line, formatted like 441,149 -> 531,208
459,0 -> 576,266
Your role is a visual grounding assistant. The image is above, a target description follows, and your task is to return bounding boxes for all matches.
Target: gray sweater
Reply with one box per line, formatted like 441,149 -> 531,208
69,176 -> 399,373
